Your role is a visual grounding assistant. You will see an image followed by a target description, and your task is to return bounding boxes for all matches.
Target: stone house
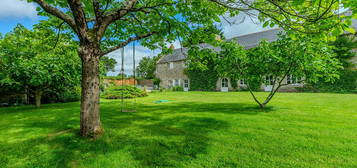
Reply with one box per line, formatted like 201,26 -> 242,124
156,24 -> 357,92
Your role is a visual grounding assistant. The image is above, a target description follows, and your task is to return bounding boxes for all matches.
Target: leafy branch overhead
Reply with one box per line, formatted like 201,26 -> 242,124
29,0 -> 227,57
210,0 -> 356,36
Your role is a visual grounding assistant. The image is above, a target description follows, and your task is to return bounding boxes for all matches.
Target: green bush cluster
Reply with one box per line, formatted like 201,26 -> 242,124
172,86 -> 184,92
101,85 -> 148,99
310,69 -> 357,93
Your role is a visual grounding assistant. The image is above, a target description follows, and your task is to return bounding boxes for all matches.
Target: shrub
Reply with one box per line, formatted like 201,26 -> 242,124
101,85 -> 148,99
310,69 -> 357,93
172,86 -> 184,92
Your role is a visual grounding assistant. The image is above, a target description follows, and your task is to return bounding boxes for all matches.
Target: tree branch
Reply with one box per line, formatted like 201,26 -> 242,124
97,0 -> 138,39
32,0 -> 76,31
67,0 -> 89,42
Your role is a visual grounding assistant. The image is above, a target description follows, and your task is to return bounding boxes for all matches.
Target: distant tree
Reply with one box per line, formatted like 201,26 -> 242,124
117,72 -> 128,78
331,35 -> 357,68
100,56 -> 117,75
0,25 -> 81,107
136,56 -> 161,79
311,35 -> 357,92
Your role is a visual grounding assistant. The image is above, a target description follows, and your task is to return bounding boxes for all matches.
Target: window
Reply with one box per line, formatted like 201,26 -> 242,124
168,80 -> 172,87
169,62 -> 174,69
265,76 -> 274,85
239,79 -> 245,85
222,78 -> 228,88
287,75 -> 301,84
175,79 -> 180,86
184,79 -> 189,88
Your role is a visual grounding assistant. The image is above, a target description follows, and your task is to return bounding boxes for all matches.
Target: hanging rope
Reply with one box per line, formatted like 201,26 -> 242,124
133,41 -> 137,112
121,47 -> 124,112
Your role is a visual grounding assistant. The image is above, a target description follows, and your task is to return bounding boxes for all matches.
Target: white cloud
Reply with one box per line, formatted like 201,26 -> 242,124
0,0 -> 37,19
106,44 -> 161,76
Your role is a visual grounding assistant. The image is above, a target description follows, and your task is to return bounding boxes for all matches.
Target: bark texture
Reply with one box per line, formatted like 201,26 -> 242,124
35,90 -> 42,108
79,44 -> 102,137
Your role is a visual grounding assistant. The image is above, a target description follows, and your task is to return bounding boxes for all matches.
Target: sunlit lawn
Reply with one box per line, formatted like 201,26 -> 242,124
0,92 -> 356,168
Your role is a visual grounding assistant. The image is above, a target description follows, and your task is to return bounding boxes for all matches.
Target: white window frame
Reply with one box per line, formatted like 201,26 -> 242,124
239,79 -> 245,85
222,78 -> 229,88
287,75 -> 301,85
265,76 -> 274,85
168,80 -> 172,87
169,62 -> 174,69
184,79 -> 189,88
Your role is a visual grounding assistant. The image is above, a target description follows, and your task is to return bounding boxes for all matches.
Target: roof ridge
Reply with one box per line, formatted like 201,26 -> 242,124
227,28 -> 281,40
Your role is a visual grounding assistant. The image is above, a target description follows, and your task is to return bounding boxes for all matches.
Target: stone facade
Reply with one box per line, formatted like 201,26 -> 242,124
155,20 -> 357,92
156,60 -> 189,89
156,61 -> 305,92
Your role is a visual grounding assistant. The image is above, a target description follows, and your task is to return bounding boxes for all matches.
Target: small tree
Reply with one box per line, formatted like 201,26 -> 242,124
0,25 -> 81,107
242,35 -> 341,108
189,34 -> 342,108
100,56 -> 117,75
136,56 -> 160,79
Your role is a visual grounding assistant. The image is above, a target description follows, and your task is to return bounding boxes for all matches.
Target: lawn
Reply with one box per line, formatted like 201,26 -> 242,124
0,92 -> 356,168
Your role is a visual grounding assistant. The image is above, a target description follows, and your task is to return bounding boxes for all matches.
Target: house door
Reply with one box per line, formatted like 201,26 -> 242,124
221,78 -> 229,92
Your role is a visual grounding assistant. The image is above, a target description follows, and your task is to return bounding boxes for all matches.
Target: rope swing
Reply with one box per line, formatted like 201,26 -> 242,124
120,42 -> 137,112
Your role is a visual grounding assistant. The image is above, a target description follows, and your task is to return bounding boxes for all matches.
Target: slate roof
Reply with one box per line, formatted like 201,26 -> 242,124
229,28 -> 282,49
157,28 -> 282,64
157,18 -> 357,64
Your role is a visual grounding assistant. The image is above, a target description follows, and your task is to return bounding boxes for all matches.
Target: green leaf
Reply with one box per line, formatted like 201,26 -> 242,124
345,27 -> 356,34
293,0 -> 305,5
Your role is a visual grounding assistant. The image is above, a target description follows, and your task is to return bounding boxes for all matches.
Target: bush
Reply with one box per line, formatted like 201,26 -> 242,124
310,69 -> 357,93
172,86 -> 184,92
43,86 -> 81,103
101,85 -> 148,99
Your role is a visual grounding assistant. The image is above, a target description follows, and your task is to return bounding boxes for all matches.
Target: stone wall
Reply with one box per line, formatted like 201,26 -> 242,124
156,60 -> 188,88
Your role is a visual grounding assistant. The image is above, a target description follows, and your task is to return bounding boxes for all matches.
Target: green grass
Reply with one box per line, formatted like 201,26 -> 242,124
0,92 -> 356,168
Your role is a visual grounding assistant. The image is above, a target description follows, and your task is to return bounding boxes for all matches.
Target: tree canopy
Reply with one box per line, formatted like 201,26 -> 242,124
0,25 -> 82,107
188,34 -> 342,108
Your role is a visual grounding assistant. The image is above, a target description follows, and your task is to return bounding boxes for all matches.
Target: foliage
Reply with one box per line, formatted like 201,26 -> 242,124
216,0 -> 354,39
331,35 -> 357,67
311,69 -> 357,93
172,86 -> 184,92
308,35 -> 357,93
100,56 -> 117,75
188,33 -> 341,108
1,92 -> 357,167
136,56 -> 161,79
0,25 -> 81,107
186,46 -> 219,91
101,85 -> 147,99
43,86 -> 81,103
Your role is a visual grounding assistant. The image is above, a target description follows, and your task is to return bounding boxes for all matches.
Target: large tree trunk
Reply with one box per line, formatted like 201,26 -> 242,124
35,90 -> 42,108
79,44 -> 102,137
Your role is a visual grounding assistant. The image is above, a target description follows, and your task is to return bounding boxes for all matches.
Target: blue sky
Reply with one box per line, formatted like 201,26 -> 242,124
0,0 -> 269,76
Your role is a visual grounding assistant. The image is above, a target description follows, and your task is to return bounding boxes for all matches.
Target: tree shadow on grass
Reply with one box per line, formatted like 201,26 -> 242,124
1,101 -> 276,168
